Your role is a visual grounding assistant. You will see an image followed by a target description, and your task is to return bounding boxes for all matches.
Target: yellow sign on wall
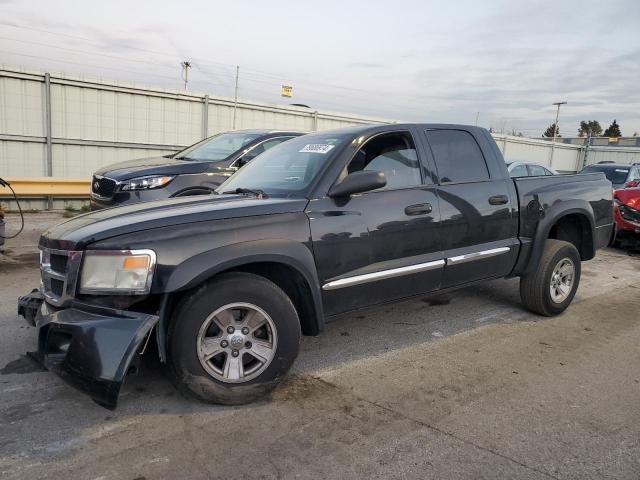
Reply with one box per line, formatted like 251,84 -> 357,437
281,85 -> 293,98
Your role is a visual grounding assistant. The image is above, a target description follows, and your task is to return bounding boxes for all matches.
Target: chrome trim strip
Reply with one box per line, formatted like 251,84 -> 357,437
39,248 -> 84,307
322,260 -> 445,291
447,247 -> 511,265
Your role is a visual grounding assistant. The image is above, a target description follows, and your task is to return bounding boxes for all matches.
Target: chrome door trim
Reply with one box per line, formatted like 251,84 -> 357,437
446,246 -> 510,265
322,259 -> 445,291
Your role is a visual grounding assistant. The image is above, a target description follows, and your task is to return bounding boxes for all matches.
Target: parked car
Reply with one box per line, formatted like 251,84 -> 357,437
611,185 -> 640,246
19,123 -> 613,408
90,129 -> 304,210
579,162 -> 640,190
506,161 -> 557,177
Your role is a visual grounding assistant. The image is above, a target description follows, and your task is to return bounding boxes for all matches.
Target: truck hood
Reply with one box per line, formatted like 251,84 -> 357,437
94,155 -> 219,181
40,194 -> 310,250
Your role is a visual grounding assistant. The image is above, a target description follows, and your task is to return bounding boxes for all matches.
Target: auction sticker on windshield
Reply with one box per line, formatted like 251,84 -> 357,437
299,144 -> 335,154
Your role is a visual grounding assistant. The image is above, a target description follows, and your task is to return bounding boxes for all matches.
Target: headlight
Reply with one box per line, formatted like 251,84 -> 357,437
120,175 -> 174,191
79,250 -> 156,294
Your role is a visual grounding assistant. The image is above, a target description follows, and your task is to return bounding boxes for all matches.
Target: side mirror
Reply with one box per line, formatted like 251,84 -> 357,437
625,180 -> 640,188
328,170 -> 386,198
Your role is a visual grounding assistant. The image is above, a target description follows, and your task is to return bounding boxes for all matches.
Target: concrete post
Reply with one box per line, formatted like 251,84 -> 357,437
202,95 -> 209,138
44,73 -> 53,210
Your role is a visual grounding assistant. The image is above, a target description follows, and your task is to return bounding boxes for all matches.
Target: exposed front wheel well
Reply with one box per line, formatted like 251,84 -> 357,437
164,262 -> 320,338
547,213 -> 594,260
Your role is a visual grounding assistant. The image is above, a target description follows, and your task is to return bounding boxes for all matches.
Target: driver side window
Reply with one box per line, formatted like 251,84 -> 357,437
345,131 -> 422,189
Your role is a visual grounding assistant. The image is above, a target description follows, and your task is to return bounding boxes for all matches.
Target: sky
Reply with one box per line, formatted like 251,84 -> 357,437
1,0 -> 639,137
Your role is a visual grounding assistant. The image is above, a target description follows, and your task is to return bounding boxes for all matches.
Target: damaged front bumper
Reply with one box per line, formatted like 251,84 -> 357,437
17,290 -> 158,409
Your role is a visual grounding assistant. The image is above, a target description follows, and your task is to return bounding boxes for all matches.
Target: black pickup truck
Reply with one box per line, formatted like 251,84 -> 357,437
18,124 -> 613,408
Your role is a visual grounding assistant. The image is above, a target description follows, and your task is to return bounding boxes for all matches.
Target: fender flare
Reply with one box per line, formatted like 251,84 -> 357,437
521,200 -> 595,275
159,239 -> 324,333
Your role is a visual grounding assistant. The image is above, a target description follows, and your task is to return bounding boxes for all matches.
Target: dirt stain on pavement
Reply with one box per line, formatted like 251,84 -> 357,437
1,402 -> 44,423
423,295 -> 452,306
1,355 -> 46,375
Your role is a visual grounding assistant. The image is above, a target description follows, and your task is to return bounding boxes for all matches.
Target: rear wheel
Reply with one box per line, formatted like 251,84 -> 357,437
168,272 -> 301,404
520,239 -> 581,316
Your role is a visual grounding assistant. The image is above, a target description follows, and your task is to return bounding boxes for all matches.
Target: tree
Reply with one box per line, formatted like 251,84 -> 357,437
543,123 -> 560,138
603,119 -> 622,137
578,120 -> 602,137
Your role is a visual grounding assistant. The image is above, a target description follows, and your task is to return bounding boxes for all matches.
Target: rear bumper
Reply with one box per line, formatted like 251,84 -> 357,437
17,290 -> 158,409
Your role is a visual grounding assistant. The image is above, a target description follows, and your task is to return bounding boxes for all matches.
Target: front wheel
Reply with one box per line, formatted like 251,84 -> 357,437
168,272 -> 301,405
520,239 -> 581,316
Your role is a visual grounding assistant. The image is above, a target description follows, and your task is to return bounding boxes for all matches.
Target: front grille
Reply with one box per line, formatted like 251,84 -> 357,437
91,175 -> 117,198
50,253 -> 67,273
50,278 -> 64,297
40,248 -> 83,307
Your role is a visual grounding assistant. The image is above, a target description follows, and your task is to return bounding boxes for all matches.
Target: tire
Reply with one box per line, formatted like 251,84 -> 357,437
167,272 -> 301,405
609,224 -> 620,248
519,239 -> 581,317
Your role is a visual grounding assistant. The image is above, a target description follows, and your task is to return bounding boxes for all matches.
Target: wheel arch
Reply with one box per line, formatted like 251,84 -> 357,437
157,241 -> 324,355
521,201 -> 595,275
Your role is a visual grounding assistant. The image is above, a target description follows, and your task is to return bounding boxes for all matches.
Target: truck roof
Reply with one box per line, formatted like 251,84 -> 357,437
315,123 -> 488,136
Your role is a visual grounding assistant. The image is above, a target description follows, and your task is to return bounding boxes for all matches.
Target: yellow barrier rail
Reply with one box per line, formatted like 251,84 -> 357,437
0,177 -> 91,197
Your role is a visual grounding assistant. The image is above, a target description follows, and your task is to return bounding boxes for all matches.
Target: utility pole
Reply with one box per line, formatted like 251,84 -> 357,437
550,101 -> 567,168
180,61 -> 192,90
475,111 -> 479,126
232,65 -> 239,129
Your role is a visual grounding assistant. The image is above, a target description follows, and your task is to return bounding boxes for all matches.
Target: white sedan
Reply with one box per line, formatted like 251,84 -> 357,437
506,161 -> 558,177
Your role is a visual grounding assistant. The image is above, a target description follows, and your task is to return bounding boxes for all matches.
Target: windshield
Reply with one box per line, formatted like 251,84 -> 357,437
581,165 -> 629,185
217,132 -> 352,197
175,132 -> 262,162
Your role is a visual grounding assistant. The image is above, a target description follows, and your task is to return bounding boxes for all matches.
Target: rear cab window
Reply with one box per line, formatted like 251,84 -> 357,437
425,130 -> 489,183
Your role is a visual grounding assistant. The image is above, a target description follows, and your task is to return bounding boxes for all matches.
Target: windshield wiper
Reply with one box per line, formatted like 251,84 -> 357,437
222,187 -> 268,198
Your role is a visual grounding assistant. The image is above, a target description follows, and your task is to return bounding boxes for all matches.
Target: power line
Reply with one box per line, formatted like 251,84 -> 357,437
0,35 -> 179,71
0,23 -> 456,102
0,50 -> 180,82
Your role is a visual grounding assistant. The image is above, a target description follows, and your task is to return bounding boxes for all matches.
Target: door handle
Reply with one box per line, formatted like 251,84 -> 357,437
488,195 -> 508,205
405,203 -> 432,215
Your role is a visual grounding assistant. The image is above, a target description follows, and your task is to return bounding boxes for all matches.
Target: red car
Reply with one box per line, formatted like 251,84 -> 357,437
612,181 -> 640,246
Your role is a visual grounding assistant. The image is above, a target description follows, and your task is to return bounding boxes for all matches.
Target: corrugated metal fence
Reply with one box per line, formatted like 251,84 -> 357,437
0,67 -> 390,208
2,66 -> 640,210
492,134 -> 640,173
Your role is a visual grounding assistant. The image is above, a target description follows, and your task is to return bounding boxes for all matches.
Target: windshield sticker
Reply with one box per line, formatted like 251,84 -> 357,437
299,144 -> 336,154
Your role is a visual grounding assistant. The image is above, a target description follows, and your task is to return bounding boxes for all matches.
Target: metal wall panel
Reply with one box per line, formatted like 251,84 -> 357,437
50,84 -> 203,145
0,139 -> 46,176
51,144 -> 176,178
493,134 -> 583,171
586,147 -> 640,166
0,75 -> 44,137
